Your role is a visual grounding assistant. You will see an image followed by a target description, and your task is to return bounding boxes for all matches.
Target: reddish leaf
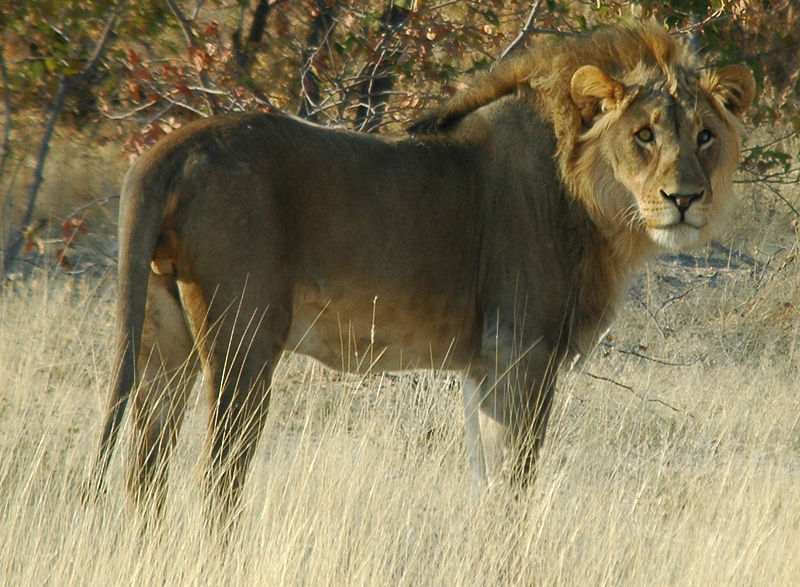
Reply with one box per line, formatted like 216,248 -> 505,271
143,123 -> 167,143
60,217 -> 88,244
189,46 -> 212,71
23,238 -> 45,256
174,80 -> 193,97
55,248 -> 72,269
128,80 -> 142,102
203,21 -> 219,36
128,47 -> 140,68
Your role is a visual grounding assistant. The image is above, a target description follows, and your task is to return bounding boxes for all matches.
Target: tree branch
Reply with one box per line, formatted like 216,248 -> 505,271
0,50 -> 12,183
2,9 -> 121,276
354,1 -> 413,132
497,0 -> 543,62
584,372 -> 682,414
74,7 -> 121,86
165,0 -> 217,115
298,0 -> 339,122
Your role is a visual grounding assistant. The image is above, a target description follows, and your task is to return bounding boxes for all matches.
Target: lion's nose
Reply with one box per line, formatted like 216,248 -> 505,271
661,190 -> 703,215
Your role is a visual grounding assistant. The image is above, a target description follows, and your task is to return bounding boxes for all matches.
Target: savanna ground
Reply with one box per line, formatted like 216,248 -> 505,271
1,122 -> 799,585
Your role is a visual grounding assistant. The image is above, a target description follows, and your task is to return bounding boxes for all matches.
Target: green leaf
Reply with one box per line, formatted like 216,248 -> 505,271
482,10 -> 499,26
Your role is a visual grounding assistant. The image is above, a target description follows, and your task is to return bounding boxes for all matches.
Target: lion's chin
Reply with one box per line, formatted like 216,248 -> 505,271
648,224 -> 702,251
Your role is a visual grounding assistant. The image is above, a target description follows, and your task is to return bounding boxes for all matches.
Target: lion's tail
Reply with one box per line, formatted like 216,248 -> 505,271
85,146 -> 185,501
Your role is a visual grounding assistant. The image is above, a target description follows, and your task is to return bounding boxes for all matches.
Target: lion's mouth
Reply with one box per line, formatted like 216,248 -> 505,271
648,218 -> 705,230
645,200 -> 706,231
647,223 -> 702,250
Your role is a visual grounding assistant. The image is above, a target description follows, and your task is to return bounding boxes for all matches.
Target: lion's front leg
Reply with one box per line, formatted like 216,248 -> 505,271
462,373 -> 489,496
462,337 -> 557,493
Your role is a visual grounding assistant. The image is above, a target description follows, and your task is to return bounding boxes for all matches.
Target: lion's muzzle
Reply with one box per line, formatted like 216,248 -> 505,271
661,189 -> 704,222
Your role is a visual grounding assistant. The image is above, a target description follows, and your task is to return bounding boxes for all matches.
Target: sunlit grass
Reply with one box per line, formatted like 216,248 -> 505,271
1,256 -> 800,584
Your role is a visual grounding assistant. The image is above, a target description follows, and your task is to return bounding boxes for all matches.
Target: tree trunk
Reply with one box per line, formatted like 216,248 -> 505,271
234,0 -> 283,73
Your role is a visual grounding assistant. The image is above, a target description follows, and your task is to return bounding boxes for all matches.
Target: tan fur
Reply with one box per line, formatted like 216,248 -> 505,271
87,21 -> 754,520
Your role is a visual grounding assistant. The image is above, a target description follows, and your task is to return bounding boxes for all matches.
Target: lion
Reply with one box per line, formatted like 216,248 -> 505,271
87,21 -> 754,519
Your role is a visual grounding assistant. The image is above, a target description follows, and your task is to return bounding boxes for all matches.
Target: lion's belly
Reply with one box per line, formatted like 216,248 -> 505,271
285,296 -> 474,373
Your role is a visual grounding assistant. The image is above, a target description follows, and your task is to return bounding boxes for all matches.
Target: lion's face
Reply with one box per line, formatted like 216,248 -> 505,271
570,63 -> 755,251
605,89 -> 734,250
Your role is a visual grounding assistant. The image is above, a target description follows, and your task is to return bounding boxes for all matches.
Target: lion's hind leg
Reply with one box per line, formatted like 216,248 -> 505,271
128,273 -> 199,514
177,276 -> 291,528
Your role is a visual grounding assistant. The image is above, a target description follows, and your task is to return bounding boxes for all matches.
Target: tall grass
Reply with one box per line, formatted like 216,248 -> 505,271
1,260 -> 800,585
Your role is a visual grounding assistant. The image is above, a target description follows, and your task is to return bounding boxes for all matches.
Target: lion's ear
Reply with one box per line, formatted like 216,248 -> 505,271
704,64 -> 756,118
570,65 -> 625,123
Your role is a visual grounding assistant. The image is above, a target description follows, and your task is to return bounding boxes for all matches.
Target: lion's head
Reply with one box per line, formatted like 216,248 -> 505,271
413,21 -> 755,258
566,32 -> 755,254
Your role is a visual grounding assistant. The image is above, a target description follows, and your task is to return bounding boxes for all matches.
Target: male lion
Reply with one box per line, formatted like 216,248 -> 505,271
88,21 -> 754,517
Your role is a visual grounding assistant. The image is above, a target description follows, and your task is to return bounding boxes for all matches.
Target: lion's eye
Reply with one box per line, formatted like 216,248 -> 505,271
697,129 -> 714,146
635,127 -> 654,144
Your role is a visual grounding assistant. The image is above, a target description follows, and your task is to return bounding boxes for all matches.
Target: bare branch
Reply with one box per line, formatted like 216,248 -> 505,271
74,7 -> 121,86
353,1 -> 414,132
584,372 -> 683,414
65,193 -> 120,219
600,341 -> 702,367
741,170 -> 800,217
584,371 -> 633,392
0,50 -> 12,182
298,0 -> 339,122
497,0 -> 543,63
164,0 -> 217,115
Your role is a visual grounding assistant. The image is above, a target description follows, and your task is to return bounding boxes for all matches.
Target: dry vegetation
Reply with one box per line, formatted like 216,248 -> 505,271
2,136 -> 800,583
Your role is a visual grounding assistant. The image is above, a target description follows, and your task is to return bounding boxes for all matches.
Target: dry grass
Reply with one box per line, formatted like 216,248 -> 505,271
2,226 -> 800,585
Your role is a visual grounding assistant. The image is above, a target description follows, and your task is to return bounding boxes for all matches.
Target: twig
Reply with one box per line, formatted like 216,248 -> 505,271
190,0 -> 206,20
584,371 -> 633,391
657,274 -> 716,313
103,99 -> 160,121
76,8 -> 122,85
584,372 -> 683,414
234,77 -> 283,113
738,168 -> 800,217
497,0 -> 543,62
65,194 -> 120,219
600,341 -> 702,367
741,132 -> 797,153
630,291 -> 669,339
674,7 -> 730,34
164,0 -> 217,115
760,181 -> 799,217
